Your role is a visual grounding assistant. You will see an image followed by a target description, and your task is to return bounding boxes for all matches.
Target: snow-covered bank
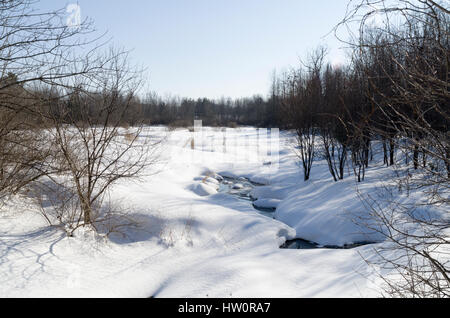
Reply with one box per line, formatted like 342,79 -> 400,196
1,127 -> 393,297
274,164 -> 387,246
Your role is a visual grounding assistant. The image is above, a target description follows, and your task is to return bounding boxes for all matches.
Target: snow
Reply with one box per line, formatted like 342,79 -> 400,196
189,182 -> 218,196
0,126 -> 426,298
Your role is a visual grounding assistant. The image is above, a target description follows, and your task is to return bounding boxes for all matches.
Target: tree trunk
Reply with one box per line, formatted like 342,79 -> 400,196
82,200 -> 91,225
382,138 -> 388,165
389,139 -> 395,166
413,144 -> 419,170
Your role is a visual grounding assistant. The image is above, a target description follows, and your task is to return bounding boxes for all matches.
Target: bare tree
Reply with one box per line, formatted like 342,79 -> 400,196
339,0 -> 450,297
320,64 -> 350,181
0,1 -> 160,236
281,47 -> 327,181
0,0 -> 104,201
31,49 -> 161,234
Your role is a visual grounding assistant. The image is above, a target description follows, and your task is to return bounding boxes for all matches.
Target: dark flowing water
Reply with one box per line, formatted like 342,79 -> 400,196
280,239 -> 376,250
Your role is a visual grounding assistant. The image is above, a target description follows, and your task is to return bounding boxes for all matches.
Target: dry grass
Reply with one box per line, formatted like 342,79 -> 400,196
124,131 -> 137,144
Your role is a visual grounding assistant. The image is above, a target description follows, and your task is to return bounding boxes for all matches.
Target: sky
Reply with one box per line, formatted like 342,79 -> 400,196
43,0 -> 353,100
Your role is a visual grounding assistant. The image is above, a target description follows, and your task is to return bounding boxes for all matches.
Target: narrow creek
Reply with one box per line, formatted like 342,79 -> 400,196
218,176 -> 375,250
219,177 -> 275,218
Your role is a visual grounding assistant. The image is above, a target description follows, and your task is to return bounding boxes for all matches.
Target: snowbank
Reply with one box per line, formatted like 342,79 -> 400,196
0,127 -> 384,298
275,180 -> 384,246
190,182 -> 218,196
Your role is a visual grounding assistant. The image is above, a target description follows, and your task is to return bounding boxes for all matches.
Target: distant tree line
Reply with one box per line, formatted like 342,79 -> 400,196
19,88 -> 282,129
134,93 -> 281,128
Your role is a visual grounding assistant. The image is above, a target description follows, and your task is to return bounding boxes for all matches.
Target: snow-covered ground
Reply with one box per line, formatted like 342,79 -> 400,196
0,126 -> 421,298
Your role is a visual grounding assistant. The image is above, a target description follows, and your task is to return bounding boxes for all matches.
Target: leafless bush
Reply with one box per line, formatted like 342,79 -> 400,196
356,186 -> 450,297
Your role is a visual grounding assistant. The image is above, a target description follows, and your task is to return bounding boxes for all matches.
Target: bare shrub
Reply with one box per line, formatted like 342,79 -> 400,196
356,186 -> 450,297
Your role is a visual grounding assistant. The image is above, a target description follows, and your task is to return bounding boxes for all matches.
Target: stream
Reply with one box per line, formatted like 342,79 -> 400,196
218,177 -> 275,218
218,176 -> 375,250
